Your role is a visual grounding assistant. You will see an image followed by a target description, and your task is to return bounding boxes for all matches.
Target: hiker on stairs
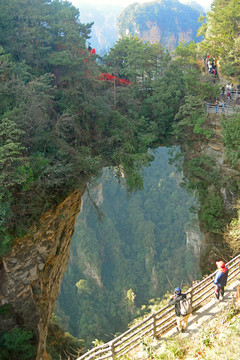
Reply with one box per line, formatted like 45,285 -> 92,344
168,287 -> 192,333
214,261 -> 228,301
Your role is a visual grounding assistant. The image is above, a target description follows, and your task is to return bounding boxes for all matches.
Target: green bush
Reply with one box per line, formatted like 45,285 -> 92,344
222,115 -> 240,167
1,327 -> 36,360
200,194 -> 226,233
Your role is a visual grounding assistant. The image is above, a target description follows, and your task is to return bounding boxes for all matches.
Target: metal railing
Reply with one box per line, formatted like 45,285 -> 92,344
205,88 -> 240,115
205,102 -> 240,115
76,253 -> 240,360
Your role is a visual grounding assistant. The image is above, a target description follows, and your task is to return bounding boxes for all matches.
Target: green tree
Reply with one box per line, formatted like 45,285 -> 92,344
143,62 -> 185,136
0,0 -> 92,73
0,118 -> 28,255
0,118 -> 25,186
104,36 -> 166,84
222,114 -> 240,167
198,0 -> 240,75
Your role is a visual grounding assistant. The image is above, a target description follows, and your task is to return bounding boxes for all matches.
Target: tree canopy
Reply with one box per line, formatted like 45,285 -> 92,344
0,1 -> 186,256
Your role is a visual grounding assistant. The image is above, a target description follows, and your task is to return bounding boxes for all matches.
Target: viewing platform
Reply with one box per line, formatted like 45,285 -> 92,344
205,103 -> 240,115
206,89 -> 240,115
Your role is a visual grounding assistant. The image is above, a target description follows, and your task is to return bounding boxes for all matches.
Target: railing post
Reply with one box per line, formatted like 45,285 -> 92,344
188,287 -> 193,312
152,313 -> 157,339
236,283 -> 240,310
110,341 -> 115,360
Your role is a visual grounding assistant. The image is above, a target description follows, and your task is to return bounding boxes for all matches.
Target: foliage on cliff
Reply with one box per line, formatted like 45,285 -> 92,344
222,114 -> 240,168
223,201 -> 240,257
0,327 -> 36,360
117,0 -> 204,47
47,323 -> 84,360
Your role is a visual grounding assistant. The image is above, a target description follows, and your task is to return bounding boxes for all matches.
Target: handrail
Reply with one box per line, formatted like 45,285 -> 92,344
76,253 -> 240,360
205,98 -> 240,115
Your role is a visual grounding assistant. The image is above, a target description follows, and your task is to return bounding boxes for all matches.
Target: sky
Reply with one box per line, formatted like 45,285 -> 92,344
70,0 -> 214,11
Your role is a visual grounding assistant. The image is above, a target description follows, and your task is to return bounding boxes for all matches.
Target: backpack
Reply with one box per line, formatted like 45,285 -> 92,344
180,298 -> 192,316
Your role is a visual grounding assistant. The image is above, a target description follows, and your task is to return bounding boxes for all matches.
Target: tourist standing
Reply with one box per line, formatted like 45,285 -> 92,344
214,261 -> 228,301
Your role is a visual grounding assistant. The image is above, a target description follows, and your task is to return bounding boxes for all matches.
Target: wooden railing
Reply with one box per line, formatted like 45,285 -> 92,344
76,254 -> 240,360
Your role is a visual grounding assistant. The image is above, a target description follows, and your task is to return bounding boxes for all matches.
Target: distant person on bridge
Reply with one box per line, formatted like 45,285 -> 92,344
227,91 -> 231,102
168,287 -> 192,333
214,261 -> 228,301
219,101 -> 225,112
221,86 -> 225,96
88,43 -> 92,52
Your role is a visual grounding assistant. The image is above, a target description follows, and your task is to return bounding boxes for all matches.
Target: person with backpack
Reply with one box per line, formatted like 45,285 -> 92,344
168,287 -> 192,333
214,261 -> 228,301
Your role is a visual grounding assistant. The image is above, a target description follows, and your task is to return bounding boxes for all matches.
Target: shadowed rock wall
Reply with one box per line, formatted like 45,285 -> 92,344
0,188 -> 84,359
181,113 -> 240,272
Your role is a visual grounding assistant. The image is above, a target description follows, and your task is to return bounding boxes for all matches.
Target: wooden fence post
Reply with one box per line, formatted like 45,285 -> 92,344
187,287 -> 193,313
236,284 -> 240,310
110,341 -> 115,360
152,314 -> 157,339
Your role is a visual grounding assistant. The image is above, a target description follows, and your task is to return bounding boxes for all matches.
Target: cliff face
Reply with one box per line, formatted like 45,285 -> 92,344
181,113 -> 240,271
138,21 -> 195,49
117,0 -> 203,49
199,113 -> 239,204
0,188 -> 84,359
183,113 -> 239,200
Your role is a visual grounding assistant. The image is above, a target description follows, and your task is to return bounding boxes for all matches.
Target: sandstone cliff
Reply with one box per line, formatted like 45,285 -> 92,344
0,189 -> 84,359
139,21 -> 195,49
181,112 -> 240,272
117,0 -> 203,49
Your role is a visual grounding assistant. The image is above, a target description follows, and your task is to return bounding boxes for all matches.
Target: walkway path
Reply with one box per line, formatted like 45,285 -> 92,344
129,280 -> 239,359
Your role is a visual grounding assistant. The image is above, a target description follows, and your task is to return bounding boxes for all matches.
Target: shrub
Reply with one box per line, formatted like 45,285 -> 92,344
1,327 -> 36,360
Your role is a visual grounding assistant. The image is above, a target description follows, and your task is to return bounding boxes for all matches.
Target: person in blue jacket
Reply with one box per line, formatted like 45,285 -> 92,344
214,261 -> 228,301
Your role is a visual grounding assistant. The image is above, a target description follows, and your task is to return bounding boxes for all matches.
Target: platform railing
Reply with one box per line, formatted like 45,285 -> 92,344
76,253 -> 240,360
205,102 -> 240,115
